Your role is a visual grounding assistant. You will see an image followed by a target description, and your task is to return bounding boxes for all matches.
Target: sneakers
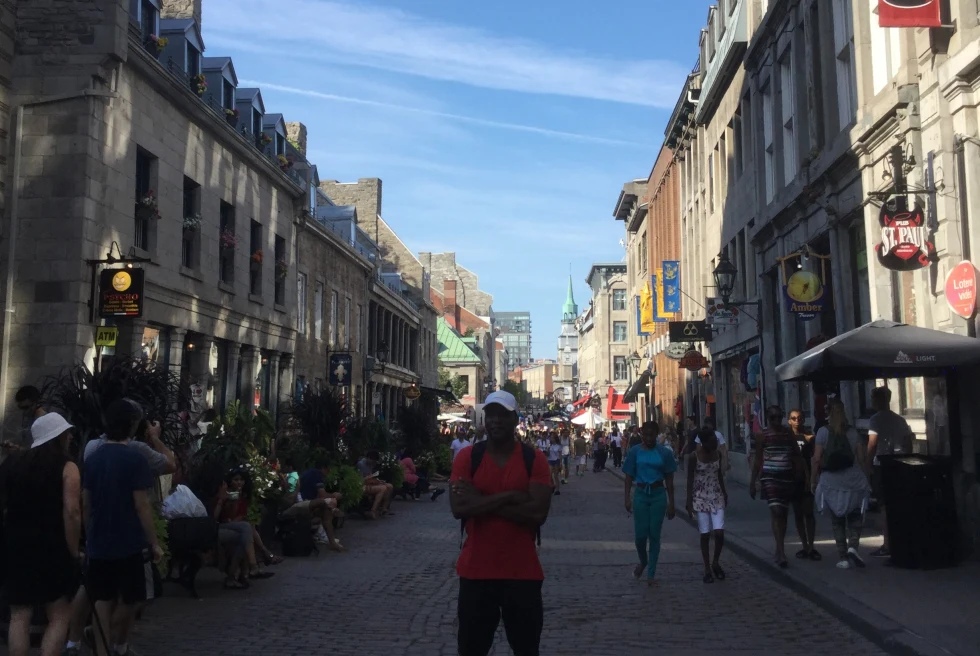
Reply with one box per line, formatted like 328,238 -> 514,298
554,490 -> 561,496
62,647 -> 80,656
846,547 -> 866,569
836,559 -> 851,569
870,546 -> 891,559
430,488 -> 446,501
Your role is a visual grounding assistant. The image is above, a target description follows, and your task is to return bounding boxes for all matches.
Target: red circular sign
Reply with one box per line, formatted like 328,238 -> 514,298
945,261 -> 977,319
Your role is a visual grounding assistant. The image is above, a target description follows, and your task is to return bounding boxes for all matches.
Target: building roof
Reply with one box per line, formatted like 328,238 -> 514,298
562,275 -> 578,322
430,289 -> 490,334
201,57 -> 238,85
160,19 -> 204,51
586,263 -> 628,288
437,317 -> 482,363
235,88 -> 266,114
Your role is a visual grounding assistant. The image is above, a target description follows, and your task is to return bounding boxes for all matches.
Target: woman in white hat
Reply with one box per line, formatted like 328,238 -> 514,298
3,412 -> 80,656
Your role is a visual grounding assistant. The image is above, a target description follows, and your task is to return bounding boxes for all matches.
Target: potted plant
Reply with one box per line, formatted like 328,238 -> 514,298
225,107 -> 239,126
136,190 -> 161,221
183,212 -> 202,232
258,133 -> 272,149
275,258 -> 288,280
277,154 -> 293,172
219,228 -> 240,251
191,73 -> 207,96
251,249 -> 263,266
146,34 -> 168,56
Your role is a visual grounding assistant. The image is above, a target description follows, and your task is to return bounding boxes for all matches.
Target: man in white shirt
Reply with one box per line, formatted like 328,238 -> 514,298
609,430 -> 623,469
451,432 -> 472,462
867,386 -> 913,559
536,433 -> 550,455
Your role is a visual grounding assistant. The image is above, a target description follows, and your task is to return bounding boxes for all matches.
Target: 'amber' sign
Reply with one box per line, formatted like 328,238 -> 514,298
99,268 -> 144,318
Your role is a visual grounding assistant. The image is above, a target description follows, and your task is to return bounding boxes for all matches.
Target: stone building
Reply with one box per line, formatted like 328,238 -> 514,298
0,0 -> 322,429
577,264 -> 628,393
554,276 -> 579,403
419,251 -> 494,316
522,361 -> 557,409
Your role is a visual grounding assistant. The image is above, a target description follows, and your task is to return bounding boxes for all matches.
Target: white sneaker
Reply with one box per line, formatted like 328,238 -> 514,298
836,559 -> 851,569
847,547 -> 866,569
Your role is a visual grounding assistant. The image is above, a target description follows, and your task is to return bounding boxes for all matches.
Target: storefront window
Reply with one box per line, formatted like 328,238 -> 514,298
725,351 -> 762,454
141,327 -> 163,362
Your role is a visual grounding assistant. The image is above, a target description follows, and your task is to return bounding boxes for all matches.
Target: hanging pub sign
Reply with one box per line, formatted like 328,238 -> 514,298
779,248 -> 830,321
329,353 -> 353,386
945,261 -> 977,319
705,298 -> 740,326
878,0 -> 941,28
98,268 -> 144,318
876,201 -> 936,271
679,349 -> 709,372
664,342 -> 690,360
669,320 -> 711,343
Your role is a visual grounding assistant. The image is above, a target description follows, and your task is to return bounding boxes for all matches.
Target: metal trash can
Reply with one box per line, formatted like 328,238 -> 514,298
879,455 -> 959,569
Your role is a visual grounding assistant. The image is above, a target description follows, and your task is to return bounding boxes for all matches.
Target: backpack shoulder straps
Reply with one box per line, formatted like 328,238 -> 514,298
520,442 -> 536,479
460,441 -> 542,548
469,441 -> 489,478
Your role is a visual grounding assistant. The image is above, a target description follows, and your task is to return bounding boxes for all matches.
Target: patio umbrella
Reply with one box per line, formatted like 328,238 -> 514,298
776,320 -> 980,382
571,411 -> 603,429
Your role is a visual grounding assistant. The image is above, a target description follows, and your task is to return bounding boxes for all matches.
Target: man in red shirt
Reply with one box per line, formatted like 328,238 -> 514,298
451,390 -> 553,656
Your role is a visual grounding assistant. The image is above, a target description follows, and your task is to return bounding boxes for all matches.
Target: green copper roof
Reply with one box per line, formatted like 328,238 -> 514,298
562,275 -> 578,322
437,317 -> 481,363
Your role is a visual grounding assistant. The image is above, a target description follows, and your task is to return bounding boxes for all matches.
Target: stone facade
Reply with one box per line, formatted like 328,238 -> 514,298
160,0 -> 202,28
578,264 -> 628,394
285,121 -> 306,156
522,361 -> 556,408
418,251 -> 493,316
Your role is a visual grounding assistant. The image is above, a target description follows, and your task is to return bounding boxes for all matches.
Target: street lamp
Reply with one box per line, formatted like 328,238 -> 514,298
628,350 -> 642,376
712,251 -> 738,304
375,340 -> 389,374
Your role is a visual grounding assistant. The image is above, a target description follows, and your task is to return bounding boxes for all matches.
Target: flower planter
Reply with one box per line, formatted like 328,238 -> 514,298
226,115 -> 239,127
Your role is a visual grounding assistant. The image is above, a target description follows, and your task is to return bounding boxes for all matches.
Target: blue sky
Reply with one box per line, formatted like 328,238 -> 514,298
204,0 -> 713,357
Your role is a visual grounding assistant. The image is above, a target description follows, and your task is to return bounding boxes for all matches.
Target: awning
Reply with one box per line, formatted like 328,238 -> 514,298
572,395 -> 591,408
606,386 -> 631,416
423,386 -> 457,402
622,370 -> 651,403
776,320 -> 980,382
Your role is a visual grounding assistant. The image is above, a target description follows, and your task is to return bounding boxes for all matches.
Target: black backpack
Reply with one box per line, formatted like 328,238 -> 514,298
460,441 -> 542,547
278,517 -> 317,557
822,427 -> 855,472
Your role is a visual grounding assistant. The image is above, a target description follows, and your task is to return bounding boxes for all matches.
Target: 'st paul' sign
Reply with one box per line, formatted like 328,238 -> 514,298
875,201 -> 936,271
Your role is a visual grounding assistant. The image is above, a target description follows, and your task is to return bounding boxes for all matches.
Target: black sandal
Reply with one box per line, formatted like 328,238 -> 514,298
809,549 -> 823,561
248,570 -> 275,580
795,549 -> 811,559
703,568 -> 714,584
224,578 -> 247,590
712,563 -> 726,580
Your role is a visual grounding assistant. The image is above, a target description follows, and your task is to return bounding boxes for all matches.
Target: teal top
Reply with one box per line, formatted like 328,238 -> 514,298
623,444 -> 677,485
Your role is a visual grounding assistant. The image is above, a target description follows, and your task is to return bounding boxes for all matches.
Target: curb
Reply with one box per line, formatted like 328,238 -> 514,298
605,467 -> 952,656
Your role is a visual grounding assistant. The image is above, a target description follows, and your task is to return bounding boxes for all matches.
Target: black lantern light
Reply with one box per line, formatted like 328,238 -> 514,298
628,350 -> 642,376
712,251 -> 738,304
376,340 -> 389,366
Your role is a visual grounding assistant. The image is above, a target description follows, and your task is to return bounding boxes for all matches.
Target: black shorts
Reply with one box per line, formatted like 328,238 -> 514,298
86,553 -> 150,605
872,465 -> 885,504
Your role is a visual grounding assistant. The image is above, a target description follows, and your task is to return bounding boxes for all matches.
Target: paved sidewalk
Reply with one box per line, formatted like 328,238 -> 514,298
605,463 -> 980,656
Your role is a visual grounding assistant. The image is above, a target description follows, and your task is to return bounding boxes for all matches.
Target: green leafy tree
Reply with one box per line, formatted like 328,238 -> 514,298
438,367 -> 468,399
501,380 -> 526,405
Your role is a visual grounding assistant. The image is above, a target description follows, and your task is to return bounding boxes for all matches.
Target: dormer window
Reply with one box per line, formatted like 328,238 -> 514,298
140,0 -> 159,38
223,79 -> 234,110
275,133 -> 285,156
251,109 -> 262,137
309,184 -> 316,214
186,43 -> 200,76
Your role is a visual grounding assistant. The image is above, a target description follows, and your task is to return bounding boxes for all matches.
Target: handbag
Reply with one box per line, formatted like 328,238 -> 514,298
167,517 -> 218,552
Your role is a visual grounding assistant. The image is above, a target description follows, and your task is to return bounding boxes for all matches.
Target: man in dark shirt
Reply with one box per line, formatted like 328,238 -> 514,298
788,408 -> 819,560
83,399 -> 162,656
284,457 -> 345,552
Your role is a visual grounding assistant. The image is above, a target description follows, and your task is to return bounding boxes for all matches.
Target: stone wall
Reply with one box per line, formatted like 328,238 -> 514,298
160,0 -> 201,28
418,251 -> 492,315
320,178 -> 381,242
285,121 -> 306,156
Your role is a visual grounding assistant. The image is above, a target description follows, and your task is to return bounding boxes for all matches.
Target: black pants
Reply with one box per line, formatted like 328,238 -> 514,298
612,445 -> 623,468
458,578 -> 543,656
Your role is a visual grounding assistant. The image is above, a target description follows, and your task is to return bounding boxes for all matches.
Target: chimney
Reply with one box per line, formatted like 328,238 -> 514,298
285,122 -> 307,156
444,280 -> 461,330
160,0 -> 202,27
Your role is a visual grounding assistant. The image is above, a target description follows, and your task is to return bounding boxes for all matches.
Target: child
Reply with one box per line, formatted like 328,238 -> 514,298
686,428 -> 728,583
548,434 -> 563,495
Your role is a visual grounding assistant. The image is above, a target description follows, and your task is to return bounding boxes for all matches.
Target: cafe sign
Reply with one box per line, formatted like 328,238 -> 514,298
679,349 -> 709,372
945,261 -> 977,319
98,268 -> 144,318
875,201 -> 936,271
664,342 -> 690,360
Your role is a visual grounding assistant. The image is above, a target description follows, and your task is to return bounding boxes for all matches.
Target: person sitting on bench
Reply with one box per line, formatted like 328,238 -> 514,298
399,448 -> 446,501
356,451 -> 394,519
283,456 -> 346,552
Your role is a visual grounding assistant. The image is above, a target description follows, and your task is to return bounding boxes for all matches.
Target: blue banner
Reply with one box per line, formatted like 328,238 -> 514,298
662,261 -> 681,314
635,296 -> 650,336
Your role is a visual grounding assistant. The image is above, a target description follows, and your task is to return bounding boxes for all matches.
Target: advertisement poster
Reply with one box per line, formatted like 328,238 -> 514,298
944,261 -> 977,319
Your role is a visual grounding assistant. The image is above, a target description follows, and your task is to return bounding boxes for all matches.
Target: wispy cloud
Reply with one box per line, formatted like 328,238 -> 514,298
243,80 -> 647,147
207,0 -> 687,107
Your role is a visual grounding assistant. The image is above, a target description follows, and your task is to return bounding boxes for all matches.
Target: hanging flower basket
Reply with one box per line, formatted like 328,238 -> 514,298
251,249 -> 263,265
136,190 -> 161,221
183,213 -> 202,231
191,73 -> 207,96
146,34 -> 168,55
219,228 -> 240,251
277,154 -> 294,172
258,133 -> 272,148
275,259 -> 288,280
225,107 -> 239,126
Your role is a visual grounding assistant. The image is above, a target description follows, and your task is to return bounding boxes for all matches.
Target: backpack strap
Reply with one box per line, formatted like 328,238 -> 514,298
519,443 -> 542,546
460,442 -> 489,548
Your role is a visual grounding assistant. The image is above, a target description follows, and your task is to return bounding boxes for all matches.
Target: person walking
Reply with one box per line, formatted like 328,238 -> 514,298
559,429 -> 571,484
788,408 -> 820,560
686,428 -> 727,583
451,431 -> 472,462
623,421 -> 677,586
3,413 -> 80,656
750,406 -> 806,568
812,399 -> 871,570
867,386 -> 913,559
610,428 -> 623,469
451,391 -> 553,656
548,434 -> 563,495
572,430 -> 588,476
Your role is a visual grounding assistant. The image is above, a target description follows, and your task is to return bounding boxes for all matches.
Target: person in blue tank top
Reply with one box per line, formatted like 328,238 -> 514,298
623,420 -> 677,586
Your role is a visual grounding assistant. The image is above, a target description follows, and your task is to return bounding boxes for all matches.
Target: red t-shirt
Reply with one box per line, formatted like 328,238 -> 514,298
451,443 -> 552,581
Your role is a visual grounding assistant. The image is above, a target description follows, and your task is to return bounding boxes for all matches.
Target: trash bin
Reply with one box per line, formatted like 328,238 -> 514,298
878,455 -> 959,569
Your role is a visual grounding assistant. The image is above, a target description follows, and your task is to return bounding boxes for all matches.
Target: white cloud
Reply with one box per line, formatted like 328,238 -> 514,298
206,0 -> 687,107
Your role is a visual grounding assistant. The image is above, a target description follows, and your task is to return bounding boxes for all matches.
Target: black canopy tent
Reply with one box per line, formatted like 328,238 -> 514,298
776,320 -> 980,382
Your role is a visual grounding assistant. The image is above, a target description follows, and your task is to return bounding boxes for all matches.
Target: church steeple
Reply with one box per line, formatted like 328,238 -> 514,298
562,275 -> 578,323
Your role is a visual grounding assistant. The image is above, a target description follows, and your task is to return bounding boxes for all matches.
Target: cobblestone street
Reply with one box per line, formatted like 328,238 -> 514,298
131,470 -> 890,656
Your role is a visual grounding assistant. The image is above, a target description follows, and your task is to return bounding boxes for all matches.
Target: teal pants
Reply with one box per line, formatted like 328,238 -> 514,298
633,487 -> 668,579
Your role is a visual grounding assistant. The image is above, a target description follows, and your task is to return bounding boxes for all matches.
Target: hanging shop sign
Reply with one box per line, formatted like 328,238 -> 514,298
403,384 -> 421,401
95,326 -> 118,347
679,349 -> 709,372
665,341 -> 690,360
876,201 -> 936,271
878,0 -> 941,28
669,320 -> 711,343
945,261 -> 977,319
705,298 -> 740,326
662,261 -> 681,314
778,248 -> 831,321
637,292 -> 653,336
329,353 -> 353,386
98,268 -> 144,318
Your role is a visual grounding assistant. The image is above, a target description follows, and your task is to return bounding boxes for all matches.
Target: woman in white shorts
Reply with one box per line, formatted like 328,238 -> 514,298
686,428 -> 728,583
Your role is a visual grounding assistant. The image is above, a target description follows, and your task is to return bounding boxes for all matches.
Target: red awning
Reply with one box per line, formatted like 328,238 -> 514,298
606,386 -> 631,415
572,395 -> 591,408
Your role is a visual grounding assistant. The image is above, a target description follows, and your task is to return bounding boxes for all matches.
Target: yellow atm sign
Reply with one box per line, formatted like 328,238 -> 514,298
96,327 -> 118,347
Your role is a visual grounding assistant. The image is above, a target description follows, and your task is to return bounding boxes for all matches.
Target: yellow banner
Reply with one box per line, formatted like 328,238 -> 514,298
640,280 -> 656,333
655,268 -> 669,320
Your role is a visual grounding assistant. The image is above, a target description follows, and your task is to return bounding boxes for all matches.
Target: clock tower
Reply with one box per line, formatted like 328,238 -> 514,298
555,275 -> 579,402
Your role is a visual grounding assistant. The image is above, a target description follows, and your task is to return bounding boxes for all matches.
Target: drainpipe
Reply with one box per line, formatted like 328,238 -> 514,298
0,87 -> 118,432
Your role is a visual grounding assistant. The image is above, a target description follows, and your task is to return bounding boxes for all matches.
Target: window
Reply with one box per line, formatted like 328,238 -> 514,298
762,81 -> 775,203
181,176 -> 200,269
355,304 -> 362,352
309,183 -> 317,215
186,43 -> 200,76
708,150 -> 715,213
249,220 -> 262,296
218,201 -> 235,284
222,79 -> 234,110
297,273 -> 307,335
329,290 -> 338,346
252,109 -> 262,139
640,232 -> 648,271
870,0 -> 902,95
613,322 -> 628,343
134,147 -> 156,252
740,91 -> 752,174
613,356 -> 627,381
344,297 -> 351,349
833,0 -> 856,130
275,132 -> 285,156
274,235 -> 285,305
314,282 -> 323,339
612,289 -> 627,311
780,49 -> 797,184
139,0 -> 158,40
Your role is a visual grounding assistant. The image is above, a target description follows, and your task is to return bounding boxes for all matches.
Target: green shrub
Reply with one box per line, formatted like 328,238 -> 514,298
378,452 -> 404,490
435,444 -> 452,475
328,465 -> 364,511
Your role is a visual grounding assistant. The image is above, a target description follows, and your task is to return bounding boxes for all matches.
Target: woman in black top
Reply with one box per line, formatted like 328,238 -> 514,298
4,413 -> 81,656
788,409 -> 820,560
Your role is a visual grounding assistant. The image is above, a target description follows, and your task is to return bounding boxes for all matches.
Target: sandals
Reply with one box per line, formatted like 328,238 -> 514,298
703,568 -> 714,584
711,563 -> 726,580
795,549 -> 811,559
248,569 -> 275,580
633,564 -> 645,580
264,553 -> 284,566
795,548 -> 823,561
809,549 -> 823,561
224,578 -> 247,590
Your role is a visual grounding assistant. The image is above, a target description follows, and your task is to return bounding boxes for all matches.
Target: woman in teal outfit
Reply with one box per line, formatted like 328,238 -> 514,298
623,421 -> 677,585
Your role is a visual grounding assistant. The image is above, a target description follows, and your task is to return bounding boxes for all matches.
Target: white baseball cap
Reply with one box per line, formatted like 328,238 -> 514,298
483,390 -> 517,413
31,412 -> 73,449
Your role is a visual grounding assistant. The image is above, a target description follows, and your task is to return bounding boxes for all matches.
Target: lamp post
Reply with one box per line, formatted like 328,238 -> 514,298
376,340 -> 389,374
